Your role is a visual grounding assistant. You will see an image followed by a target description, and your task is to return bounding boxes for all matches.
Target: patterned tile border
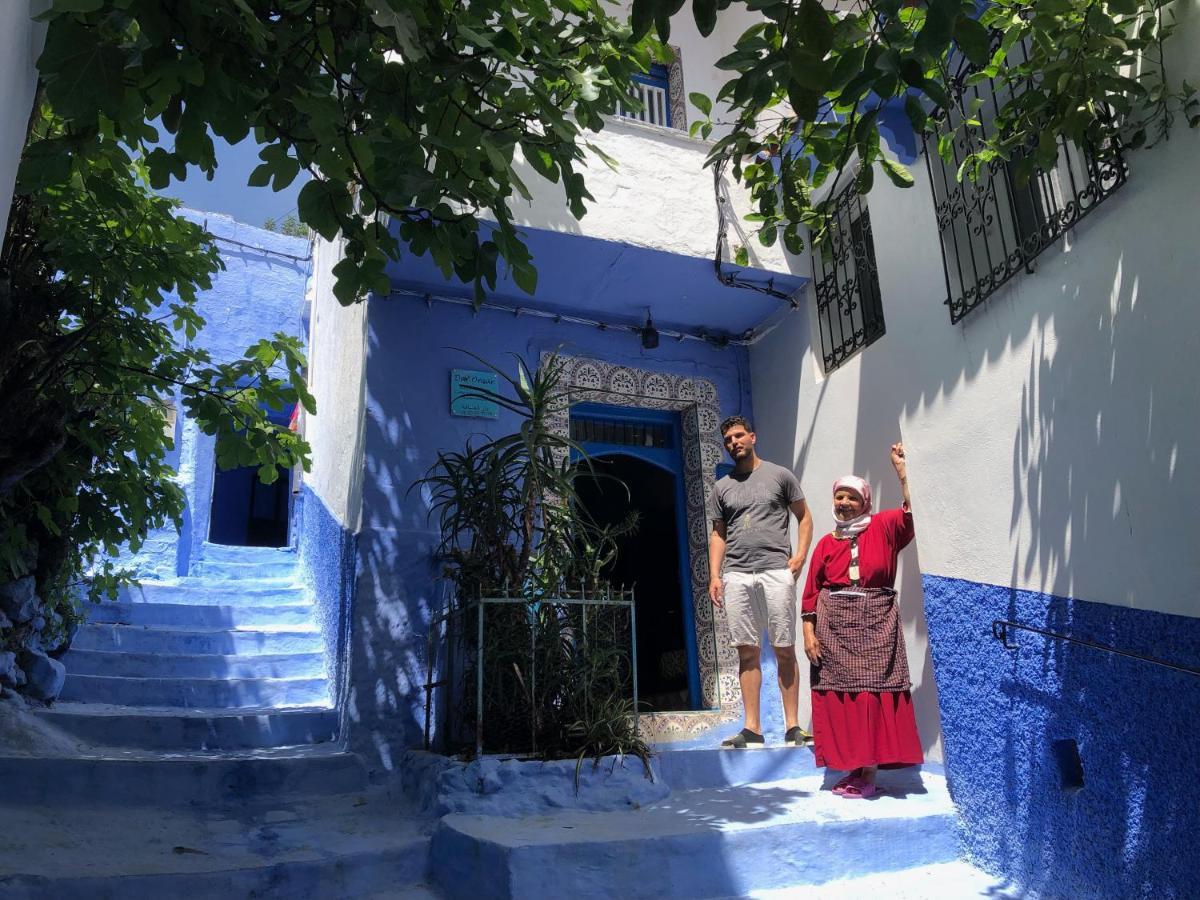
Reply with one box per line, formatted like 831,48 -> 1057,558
543,353 -> 742,742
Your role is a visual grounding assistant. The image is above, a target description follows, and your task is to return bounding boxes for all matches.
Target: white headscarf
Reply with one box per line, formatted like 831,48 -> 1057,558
832,475 -> 873,538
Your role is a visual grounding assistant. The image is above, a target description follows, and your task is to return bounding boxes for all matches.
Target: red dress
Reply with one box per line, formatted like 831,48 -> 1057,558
801,508 -> 923,771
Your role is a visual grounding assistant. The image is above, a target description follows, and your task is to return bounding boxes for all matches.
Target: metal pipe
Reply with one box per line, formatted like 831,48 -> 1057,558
992,619 -> 1200,677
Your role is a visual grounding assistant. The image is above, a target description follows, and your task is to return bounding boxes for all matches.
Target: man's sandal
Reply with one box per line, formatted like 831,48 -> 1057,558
784,726 -> 813,747
720,728 -> 766,750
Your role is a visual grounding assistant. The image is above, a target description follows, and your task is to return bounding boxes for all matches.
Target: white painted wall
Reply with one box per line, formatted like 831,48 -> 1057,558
502,5 -> 803,278
304,235 -> 368,531
0,1 -> 46,250
751,2 -> 1200,651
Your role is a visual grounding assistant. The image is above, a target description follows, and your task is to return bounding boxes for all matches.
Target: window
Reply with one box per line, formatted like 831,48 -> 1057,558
923,39 -> 1128,323
617,51 -> 686,131
812,176 -> 886,374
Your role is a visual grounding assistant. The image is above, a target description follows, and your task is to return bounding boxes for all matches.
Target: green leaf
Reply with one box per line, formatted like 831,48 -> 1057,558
512,262 -> 538,295
39,20 -> 127,121
689,92 -> 713,117
631,0 -> 655,40
733,245 -> 750,266
693,0 -> 718,37
953,15 -> 991,68
796,0 -> 835,58
881,157 -> 914,188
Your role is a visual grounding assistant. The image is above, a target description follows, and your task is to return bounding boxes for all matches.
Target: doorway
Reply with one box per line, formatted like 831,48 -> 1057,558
208,406 -> 293,547
571,404 -> 700,711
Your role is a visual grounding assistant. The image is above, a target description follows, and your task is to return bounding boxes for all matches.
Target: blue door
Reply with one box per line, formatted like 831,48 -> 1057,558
571,403 -> 701,711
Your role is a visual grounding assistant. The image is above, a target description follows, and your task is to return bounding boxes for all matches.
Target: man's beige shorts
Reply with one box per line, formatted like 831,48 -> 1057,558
722,568 -> 797,648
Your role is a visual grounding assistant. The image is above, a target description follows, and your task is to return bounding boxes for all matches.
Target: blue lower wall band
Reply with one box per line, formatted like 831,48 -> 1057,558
922,574 -> 1200,899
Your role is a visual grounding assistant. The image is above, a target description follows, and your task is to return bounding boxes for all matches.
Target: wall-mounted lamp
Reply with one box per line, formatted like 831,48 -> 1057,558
640,310 -> 659,350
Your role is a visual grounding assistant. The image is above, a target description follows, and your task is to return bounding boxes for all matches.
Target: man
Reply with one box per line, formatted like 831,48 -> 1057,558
709,415 -> 813,749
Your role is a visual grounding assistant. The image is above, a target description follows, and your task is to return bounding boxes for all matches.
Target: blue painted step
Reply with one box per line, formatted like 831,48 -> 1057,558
72,623 -> 323,655
62,648 -> 325,679
654,745 -> 821,790
0,789 -> 430,899
196,542 -> 298,563
35,703 -> 339,751
118,580 -> 306,606
88,600 -> 314,628
430,771 -> 959,899
61,673 -> 330,708
0,748 -> 368,806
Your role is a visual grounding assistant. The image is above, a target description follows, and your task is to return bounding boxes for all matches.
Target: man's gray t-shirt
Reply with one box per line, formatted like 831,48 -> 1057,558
711,460 -> 804,573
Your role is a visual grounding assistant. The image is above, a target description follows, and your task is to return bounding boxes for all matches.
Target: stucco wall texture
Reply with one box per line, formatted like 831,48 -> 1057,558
924,575 -> 1200,899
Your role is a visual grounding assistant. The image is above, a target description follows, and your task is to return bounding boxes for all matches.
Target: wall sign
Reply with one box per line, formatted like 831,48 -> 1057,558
450,369 -> 499,419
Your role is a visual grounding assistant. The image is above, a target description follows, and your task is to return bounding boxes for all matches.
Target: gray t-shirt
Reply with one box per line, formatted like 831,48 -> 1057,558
711,460 -> 804,573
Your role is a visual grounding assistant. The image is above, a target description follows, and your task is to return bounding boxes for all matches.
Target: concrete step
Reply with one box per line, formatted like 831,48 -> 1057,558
189,559 -> 301,580
655,745 -> 822,790
60,673 -> 331,708
0,746 -> 368,807
87,601 -> 314,628
35,703 -> 339,751
0,789 -> 430,899
196,542 -> 298,564
62,648 -> 326,679
430,771 -> 959,899
118,580 -> 306,607
72,623 -> 323,656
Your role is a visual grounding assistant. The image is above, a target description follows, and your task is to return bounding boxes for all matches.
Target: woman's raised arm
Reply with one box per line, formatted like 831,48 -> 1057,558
891,442 -> 910,511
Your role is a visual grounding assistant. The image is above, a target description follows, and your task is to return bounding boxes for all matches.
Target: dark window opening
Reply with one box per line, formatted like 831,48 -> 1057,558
570,415 -> 675,449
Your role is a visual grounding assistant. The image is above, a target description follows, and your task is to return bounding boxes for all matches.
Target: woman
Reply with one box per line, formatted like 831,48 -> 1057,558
801,443 -> 922,798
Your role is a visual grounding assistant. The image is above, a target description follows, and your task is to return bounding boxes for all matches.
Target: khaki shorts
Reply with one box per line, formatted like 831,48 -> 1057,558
722,568 -> 797,648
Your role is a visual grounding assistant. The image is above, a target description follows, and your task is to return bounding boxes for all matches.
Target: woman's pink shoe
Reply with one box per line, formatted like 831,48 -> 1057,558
839,776 -> 879,799
831,774 -> 856,795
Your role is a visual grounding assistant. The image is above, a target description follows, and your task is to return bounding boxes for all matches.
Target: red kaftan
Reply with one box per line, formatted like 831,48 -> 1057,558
801,507 -> 923,771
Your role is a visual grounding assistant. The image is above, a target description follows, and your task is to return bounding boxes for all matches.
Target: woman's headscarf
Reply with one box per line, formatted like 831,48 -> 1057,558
832,475 -> 872,538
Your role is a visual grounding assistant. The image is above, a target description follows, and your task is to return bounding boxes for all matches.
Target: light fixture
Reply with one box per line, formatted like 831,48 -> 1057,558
640,309 -> 659,350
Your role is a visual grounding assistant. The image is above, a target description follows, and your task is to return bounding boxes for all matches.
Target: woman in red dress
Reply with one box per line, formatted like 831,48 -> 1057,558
801,443 -> 922,798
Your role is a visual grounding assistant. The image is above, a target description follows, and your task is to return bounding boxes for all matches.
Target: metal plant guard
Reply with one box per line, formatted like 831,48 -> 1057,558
424,584 -> 638,758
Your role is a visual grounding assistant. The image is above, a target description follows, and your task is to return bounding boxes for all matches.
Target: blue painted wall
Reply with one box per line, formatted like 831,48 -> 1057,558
296,484 -> 356,718
127,212 -> 310,578
923,574 -> 1200,899
346,293 -> 757,770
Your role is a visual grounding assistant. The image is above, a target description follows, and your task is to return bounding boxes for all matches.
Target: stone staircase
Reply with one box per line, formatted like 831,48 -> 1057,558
40,543 -> 337,753
0,545 -> 434,898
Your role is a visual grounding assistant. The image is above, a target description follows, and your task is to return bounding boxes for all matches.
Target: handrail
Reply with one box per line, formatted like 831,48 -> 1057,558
992,619 -> 1200,677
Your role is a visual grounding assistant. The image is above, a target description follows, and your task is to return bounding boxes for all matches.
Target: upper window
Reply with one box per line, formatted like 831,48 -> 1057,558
617,52 -> 687,131
619,64 -> 673,128
923,38 -> 1129,323
812,176 -> 886,374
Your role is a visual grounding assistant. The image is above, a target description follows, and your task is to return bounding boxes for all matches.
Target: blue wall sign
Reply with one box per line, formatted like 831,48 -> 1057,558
450,369 -> 499,418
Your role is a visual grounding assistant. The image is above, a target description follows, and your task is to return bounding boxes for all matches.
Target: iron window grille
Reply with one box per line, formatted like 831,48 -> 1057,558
570,414 -> 675,449
812,176 -> 886,373
923,39 -> 1129,324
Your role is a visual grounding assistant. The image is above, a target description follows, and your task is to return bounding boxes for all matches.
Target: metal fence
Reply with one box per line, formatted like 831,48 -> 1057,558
424,587 -> 638,757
